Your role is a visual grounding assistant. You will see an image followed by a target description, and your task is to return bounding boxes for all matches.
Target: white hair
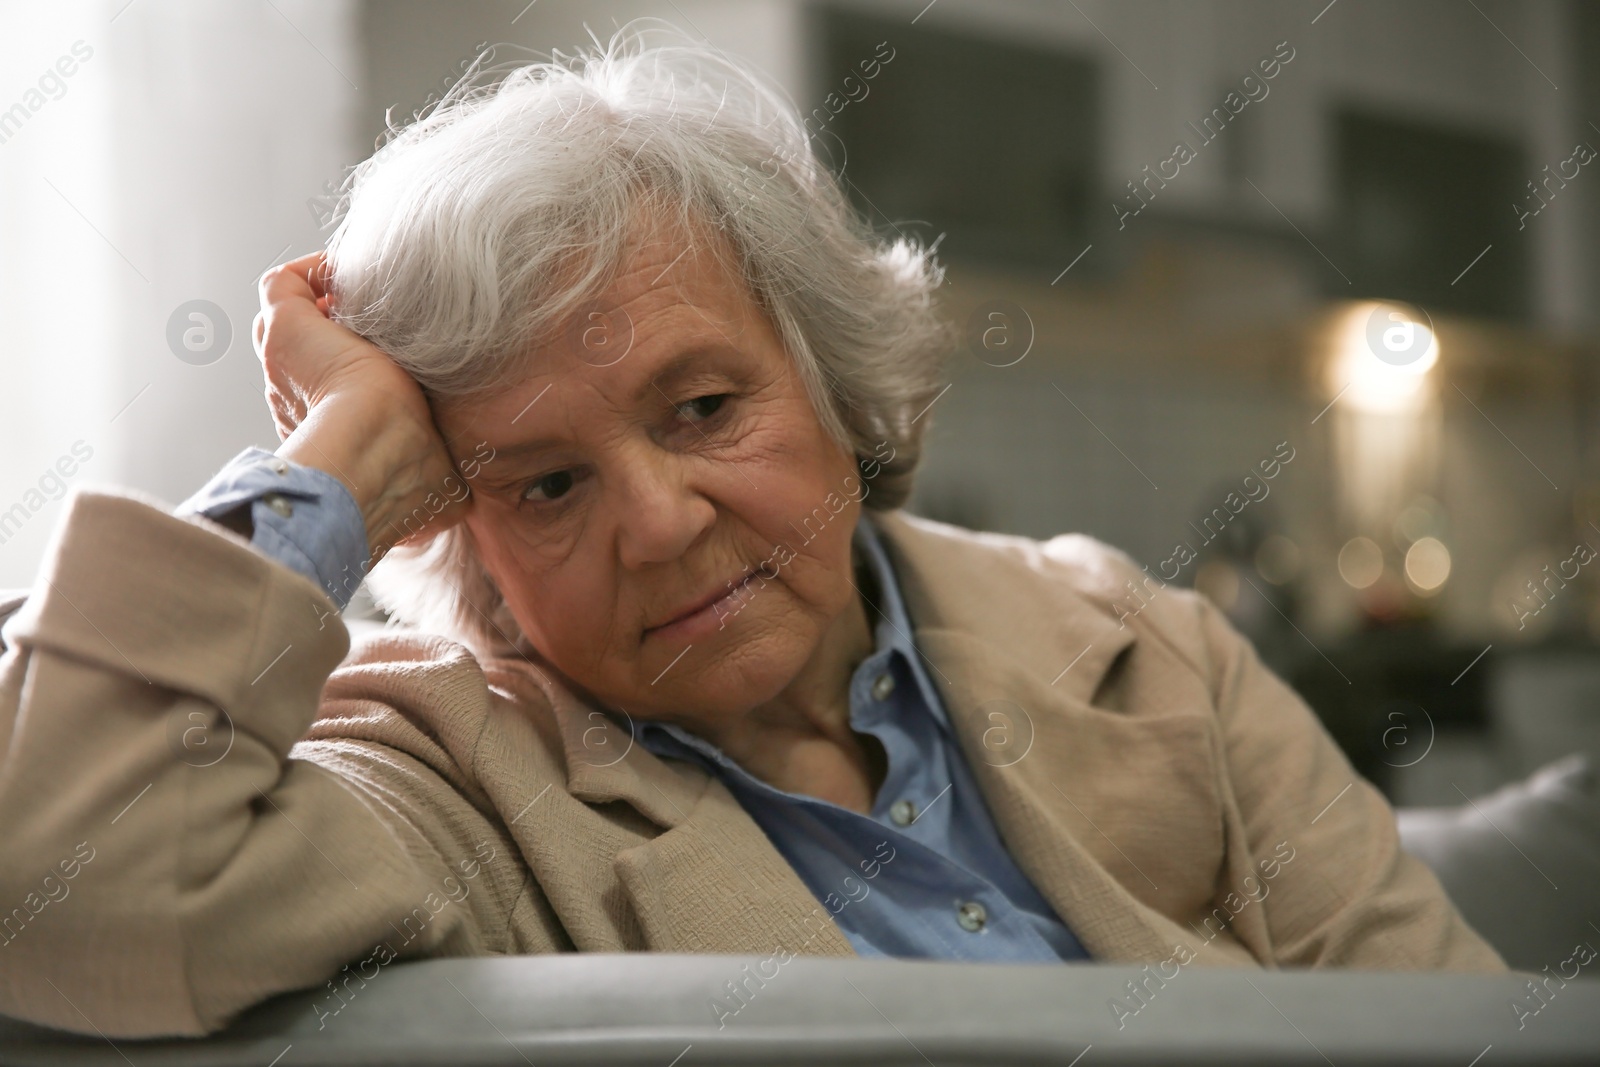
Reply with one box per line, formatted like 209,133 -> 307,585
322,21 -> 952,654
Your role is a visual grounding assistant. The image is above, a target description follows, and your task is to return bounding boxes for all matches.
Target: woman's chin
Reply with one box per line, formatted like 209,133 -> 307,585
644,623 -> 812,719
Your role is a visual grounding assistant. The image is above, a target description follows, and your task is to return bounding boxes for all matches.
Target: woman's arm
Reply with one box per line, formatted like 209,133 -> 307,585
1190,592 -> 1507,971
0,488 -> 531,1038
0,255 -> 523,1038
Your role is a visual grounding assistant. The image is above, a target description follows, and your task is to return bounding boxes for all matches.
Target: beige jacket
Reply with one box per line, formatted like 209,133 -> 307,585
0,486 -> 1504,1037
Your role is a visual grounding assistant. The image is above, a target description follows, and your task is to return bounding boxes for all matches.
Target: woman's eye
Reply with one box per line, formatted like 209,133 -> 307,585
677,394 -> 728,422
522,470 -> 574,503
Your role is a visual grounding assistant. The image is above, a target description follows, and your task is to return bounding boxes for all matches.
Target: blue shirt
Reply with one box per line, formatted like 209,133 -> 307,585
177,449 -> 1090,962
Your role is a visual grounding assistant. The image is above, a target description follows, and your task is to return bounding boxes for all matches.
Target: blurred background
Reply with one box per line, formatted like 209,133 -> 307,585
3,0 -> 1598,808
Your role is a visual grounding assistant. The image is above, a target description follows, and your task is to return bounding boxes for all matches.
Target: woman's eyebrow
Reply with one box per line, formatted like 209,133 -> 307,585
482,437 -> 565,467
639,344 -> 732,402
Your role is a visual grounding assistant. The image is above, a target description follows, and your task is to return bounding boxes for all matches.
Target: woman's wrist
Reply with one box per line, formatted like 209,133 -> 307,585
275,393 -> 448,561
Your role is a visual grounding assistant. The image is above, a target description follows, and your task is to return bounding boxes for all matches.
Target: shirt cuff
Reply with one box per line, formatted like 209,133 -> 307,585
175,446 -> 371,611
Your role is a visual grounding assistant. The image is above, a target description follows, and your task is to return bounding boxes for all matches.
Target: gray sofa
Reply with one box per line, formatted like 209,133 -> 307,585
1396,752 -> 1600,972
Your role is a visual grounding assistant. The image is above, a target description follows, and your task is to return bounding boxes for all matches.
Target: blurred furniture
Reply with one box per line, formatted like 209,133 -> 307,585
1,954 -> 1595,1067
1380,645 -> 1600,809
1284,623 -> 1494,799
1490,650 -> 1600,777
1397,752 -> 1600,972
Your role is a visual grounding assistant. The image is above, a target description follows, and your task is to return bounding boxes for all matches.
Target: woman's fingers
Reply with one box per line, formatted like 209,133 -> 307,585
258,251 -> 322,310
251,246 -> 468,558
306,252 -> 332,303
254,251 -> 380,415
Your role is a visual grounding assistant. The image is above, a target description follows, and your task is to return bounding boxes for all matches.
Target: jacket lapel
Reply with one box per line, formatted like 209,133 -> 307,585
870,511 -> 1254,965
494,651 -> 856,957
611,779 -> 857,957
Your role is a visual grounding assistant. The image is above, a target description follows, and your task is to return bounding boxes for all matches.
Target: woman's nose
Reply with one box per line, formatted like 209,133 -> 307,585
612,448 -> 715,570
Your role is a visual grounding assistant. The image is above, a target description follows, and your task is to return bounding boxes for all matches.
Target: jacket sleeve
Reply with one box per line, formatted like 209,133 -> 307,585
0,486 -> 527,1038
1188,590 -> 1508,972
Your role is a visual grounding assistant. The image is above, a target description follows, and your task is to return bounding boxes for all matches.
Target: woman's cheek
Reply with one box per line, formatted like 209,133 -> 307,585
499,531 -> 613,665
481,495 -> 585,568
470,511 -> 553,627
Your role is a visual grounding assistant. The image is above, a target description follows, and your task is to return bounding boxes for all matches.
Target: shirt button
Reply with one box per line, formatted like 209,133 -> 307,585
263,493 -> 294,519
268,458 -> 289,476
957,901 -> 987,932
889,798 -> 917,826
871,672 -> 895,701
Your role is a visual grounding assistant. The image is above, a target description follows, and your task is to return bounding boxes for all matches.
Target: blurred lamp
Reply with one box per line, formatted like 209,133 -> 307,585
1327,301 -> 1439,413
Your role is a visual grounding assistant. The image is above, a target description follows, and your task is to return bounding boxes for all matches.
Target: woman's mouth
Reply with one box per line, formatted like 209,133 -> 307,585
645,569 -> 760,642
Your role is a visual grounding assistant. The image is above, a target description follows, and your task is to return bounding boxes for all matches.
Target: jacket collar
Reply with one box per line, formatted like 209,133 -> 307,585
489,652 -> 704,829
865,509 -> 1137,709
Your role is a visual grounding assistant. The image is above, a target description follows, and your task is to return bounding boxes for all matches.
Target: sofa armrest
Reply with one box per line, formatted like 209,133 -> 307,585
1,954 -> 1594,1066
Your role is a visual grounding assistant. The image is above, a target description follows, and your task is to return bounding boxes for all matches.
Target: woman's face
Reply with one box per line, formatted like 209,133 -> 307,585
433,211 -> 867,729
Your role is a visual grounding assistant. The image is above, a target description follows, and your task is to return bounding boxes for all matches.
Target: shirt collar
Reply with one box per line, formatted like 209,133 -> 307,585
853,510 -> 918,667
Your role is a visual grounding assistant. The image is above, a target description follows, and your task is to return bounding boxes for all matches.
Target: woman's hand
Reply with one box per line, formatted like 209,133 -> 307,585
253,251 -> 468,561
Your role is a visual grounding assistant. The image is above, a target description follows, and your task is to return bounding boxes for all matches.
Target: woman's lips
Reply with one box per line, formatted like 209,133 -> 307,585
646,569 -> 758,640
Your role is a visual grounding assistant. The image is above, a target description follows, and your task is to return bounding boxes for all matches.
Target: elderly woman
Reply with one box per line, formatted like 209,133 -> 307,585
0,29 -> 1502,1039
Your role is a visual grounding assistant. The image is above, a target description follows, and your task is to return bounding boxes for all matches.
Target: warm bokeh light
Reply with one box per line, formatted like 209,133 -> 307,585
1338,536 -> 1384,589
1327,301 -> 1439,413
1404,536 -> 1451,595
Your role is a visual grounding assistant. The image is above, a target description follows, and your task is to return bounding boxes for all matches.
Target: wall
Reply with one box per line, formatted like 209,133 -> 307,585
0,0 -> 364,589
